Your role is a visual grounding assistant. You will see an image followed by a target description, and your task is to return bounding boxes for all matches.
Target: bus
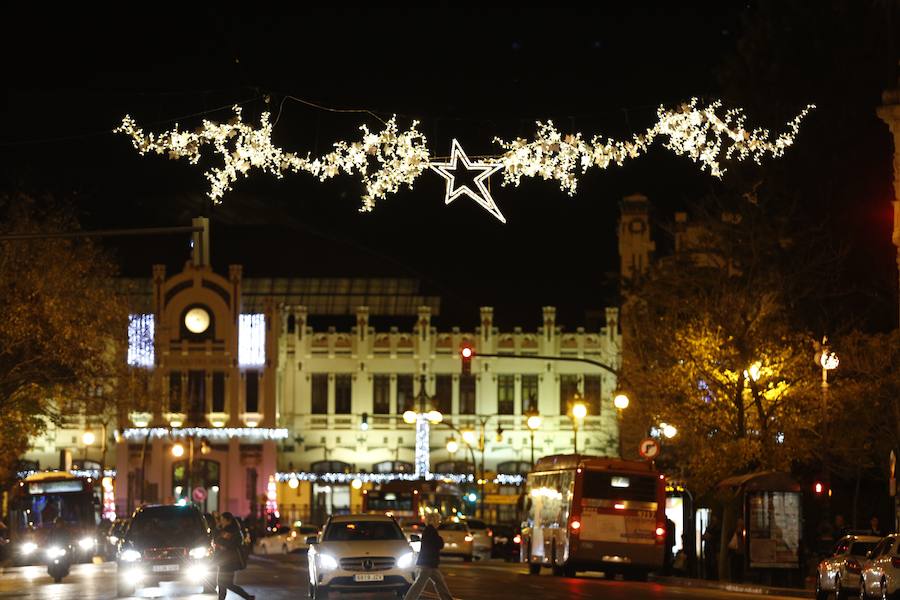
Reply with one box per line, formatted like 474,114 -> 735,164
362,480 -> 464,523
9,471 -> 99,564
521,455 -> 666,579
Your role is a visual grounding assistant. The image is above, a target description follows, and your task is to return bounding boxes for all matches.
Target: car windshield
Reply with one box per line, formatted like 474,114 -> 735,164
466,519 -> 487,530
299,526 -> 319,534
127,507 -> 207,547
850,542 -> 878,556
491,525 -> 513,536
324,521 -> 405,541
438,523 -> 468,532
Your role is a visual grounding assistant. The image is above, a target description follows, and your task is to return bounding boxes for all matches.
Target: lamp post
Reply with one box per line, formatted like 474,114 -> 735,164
525,411 -> 542,467
571,396 -> 588,454
613,393 -> 629,458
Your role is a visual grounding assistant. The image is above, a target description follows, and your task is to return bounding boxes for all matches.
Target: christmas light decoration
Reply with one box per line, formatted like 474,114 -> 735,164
430,139 -> 505,223
127,313 -> 154,367
266,475 -> 279,518
273,471 -> 524,486
102,476 -> 116,521
415,415 -> 431,479
116,100 -> 813,222
239,313 -> 266,366
122,427 -> 289,441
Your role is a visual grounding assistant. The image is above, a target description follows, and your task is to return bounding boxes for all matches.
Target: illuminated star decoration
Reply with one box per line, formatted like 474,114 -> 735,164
429,139 -> 506,223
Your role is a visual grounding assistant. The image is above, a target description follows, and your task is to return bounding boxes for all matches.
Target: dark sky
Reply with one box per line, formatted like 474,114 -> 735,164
2,3 -> 898,330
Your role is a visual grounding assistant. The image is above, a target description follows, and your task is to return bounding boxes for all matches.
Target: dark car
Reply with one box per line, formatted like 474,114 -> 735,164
101,518 -> 129,560
116,505 -> 214,597
489,524 -> 521,561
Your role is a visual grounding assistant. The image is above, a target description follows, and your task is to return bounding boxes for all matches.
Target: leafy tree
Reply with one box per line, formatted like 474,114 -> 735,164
0,193 -> 129,482
620,193 -> 827,495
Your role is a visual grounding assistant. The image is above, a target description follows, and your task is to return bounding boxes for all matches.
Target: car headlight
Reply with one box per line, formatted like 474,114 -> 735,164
189,546 -> 210,559
79,537 -> 95,550
120,549 -> 142,562
46,546 -> 67,559
21,542 -> 37,555
396,552 -> 414,569
319,554 -> 339,570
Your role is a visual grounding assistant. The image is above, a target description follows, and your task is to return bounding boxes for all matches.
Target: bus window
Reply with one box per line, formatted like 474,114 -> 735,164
582,471 -> 658,504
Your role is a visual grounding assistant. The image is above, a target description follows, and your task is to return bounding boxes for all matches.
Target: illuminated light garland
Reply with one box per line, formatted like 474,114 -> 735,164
122,427 -> 289,440
430,139 -> 505,223
415,414 -> 431,479
127,313 -> 155,368
115,100 -> 813,222
274,471 -> 524,486
238,313 -> 266,367
266,475 -> 280,518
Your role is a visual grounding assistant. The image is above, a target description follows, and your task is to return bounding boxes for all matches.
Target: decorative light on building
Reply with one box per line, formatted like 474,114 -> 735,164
273,471 -> 524,486
127,314 -> 155,367
102,477 -> 116,521
351,478 -> 363,490
266,475 -> 279,518
415,415 -> 431,479
116,100 -> 813,221
288,476 -> 299,489
239,314 -> 266,367
122,427 -> 289,441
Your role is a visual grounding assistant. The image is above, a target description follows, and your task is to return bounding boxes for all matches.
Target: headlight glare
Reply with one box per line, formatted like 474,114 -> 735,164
79,537 -> 95,550
396,552 -> 414,569
189,546 -> 210,559
120,549 -> 141,562
46,546 -> 66,559
319,554 -> 339,570
21,542 -> 37,555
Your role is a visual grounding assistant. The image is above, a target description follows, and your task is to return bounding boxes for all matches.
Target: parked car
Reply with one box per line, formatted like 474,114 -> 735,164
815,534 -> 879,600
437,521 -> 474,562
858,533 -> 900,600
307,514 -> 417,599
489,524 -> 521,562
464,518 -> 492,556
256,523 -> 320,554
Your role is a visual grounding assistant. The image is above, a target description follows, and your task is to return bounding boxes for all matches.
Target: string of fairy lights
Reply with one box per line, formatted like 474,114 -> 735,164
115,98 -> 814,223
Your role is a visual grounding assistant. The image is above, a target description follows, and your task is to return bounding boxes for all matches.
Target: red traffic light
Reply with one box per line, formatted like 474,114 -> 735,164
814,482 -> 824,494
461,346 -> 473,359
460,345 -> 474,375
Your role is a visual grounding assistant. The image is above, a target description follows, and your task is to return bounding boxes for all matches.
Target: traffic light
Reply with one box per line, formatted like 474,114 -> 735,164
460,344 -> 474,376
814,481 -> 825,495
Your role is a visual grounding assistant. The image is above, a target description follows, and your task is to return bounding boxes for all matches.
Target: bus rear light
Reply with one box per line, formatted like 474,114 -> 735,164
570,520 -> 581,531
655,524 -> 666,543
655,527 -> 665,536
464,535 -> 474,542
614,503 -> 625,510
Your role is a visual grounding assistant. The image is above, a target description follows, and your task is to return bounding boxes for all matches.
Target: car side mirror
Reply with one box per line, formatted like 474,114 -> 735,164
409,534 -> 421,542
305,536 -> 318,545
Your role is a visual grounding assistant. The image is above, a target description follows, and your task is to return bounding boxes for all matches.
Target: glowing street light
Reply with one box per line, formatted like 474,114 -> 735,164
570,398 -> 588,454
82,431 -> 96,446
402,410 -> 417,425
614,394 -> 630,410
446,438 -> 459,455
525,412 -> 542,467
662,423 -> 678,439
572,402 -> 588,420
171,442 -> 185,458
462,429 -> 478,446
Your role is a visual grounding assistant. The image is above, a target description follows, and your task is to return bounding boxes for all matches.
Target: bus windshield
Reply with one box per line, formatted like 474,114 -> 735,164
365,491 -> 414,512
582,471 -> 658,502
13,493 -> 94,532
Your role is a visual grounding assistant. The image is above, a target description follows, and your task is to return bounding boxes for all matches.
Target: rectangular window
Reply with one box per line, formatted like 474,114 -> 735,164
169,371 -> 182,413
397,375 -> 414,413
245,371 -> 259,413
521,375 -> 538,413
311,374 -> 328,414
187,370 -> 206,420
373,375 -> 391,414
212,372 -> 226,412
560,374 -> 580,415
335,374 -> 352,414
584,375 -> 602,417
435,375 -> 452,415
497,375 -> 515,415
459,375 -> 476,414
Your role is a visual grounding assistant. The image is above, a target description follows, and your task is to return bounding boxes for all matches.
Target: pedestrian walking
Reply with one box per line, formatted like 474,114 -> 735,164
214,512 -> 254,600
403,514 -> 453,600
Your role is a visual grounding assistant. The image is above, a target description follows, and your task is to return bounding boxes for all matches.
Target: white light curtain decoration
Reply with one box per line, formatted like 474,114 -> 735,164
415,415 -> 430,479
239,313 -> 266,367
122,427 -> 289,440
127,313 -> 155,367
274,471 -> 525,486
115,100 -> 813,222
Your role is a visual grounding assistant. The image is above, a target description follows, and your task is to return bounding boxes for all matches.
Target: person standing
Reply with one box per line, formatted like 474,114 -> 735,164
214,512 -> 254,600
403,514 -> 453,600
702,515 -> 721,580
867,516 -> 883,536
728,517 -> 746,583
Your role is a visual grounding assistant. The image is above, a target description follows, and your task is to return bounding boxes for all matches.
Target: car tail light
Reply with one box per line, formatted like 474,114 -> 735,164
892,557 -> 900,569
513,535 -> 521,545
570,520 -> 581,532
487,528 -> 493,537
847,559 -> 862,573
464,535 -> 474,542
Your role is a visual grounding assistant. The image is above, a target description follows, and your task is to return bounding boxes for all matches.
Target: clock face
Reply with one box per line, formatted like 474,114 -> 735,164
184,307 -> 211,334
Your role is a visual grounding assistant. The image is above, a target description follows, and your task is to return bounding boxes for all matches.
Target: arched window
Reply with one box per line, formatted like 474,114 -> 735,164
497,460 -> 532,474
372,461 -> 415,474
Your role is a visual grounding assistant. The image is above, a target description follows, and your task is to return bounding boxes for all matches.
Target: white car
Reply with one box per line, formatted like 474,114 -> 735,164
437,521 -> 474,562
815,534 -> 879,600
859,533 -> 899,600
256,524 -> 320,555
464,518 -> 493,556
307,514 -> 418,599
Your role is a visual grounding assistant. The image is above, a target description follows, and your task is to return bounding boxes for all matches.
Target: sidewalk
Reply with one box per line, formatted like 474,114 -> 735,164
648,574 -> 813,598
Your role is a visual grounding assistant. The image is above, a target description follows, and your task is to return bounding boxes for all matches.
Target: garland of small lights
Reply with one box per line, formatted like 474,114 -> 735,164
116,99 -> 813,223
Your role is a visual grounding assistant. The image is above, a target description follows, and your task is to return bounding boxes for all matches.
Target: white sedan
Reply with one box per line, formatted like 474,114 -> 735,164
437,521 -> 474,562
815,534 -> 879,600
859,534 -> 900,600
255,524 -> 320,554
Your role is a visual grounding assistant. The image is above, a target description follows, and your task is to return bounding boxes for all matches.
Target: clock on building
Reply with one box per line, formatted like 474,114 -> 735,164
184,307 -> 211,334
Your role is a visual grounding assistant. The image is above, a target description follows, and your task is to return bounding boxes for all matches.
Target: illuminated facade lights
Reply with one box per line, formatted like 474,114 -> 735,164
127,313 -> 155,367
239,313 -> 266,366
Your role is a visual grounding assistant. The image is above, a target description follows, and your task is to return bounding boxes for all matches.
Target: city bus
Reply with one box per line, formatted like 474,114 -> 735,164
521,455 -> 666,579
9,471 -> 99,564
362,480 -> 463,522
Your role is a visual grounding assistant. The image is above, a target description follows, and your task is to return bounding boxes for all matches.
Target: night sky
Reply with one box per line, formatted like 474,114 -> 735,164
3,3 -> 898,331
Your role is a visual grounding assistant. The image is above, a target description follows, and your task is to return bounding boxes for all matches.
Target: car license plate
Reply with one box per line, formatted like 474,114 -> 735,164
152,564 -> 179,572
354,573 -> 384,582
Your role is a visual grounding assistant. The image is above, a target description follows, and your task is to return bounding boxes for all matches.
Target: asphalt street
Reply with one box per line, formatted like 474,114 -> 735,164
0,555 -> 810,600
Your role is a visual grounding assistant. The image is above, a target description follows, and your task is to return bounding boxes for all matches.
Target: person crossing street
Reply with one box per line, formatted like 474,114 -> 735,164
403,514 -> 453,600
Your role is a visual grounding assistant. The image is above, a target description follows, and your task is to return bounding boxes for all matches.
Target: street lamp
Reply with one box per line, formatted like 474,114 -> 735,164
571,396 -> 588,454
171,442 -> 185,458
525,411 -> 542,467
446,438 -> 459,455
82,431 -> 96,447
818,336 -> 839,388
614,394 -> 630,410
662,423 -> 678,439
404,374 -> 444,478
